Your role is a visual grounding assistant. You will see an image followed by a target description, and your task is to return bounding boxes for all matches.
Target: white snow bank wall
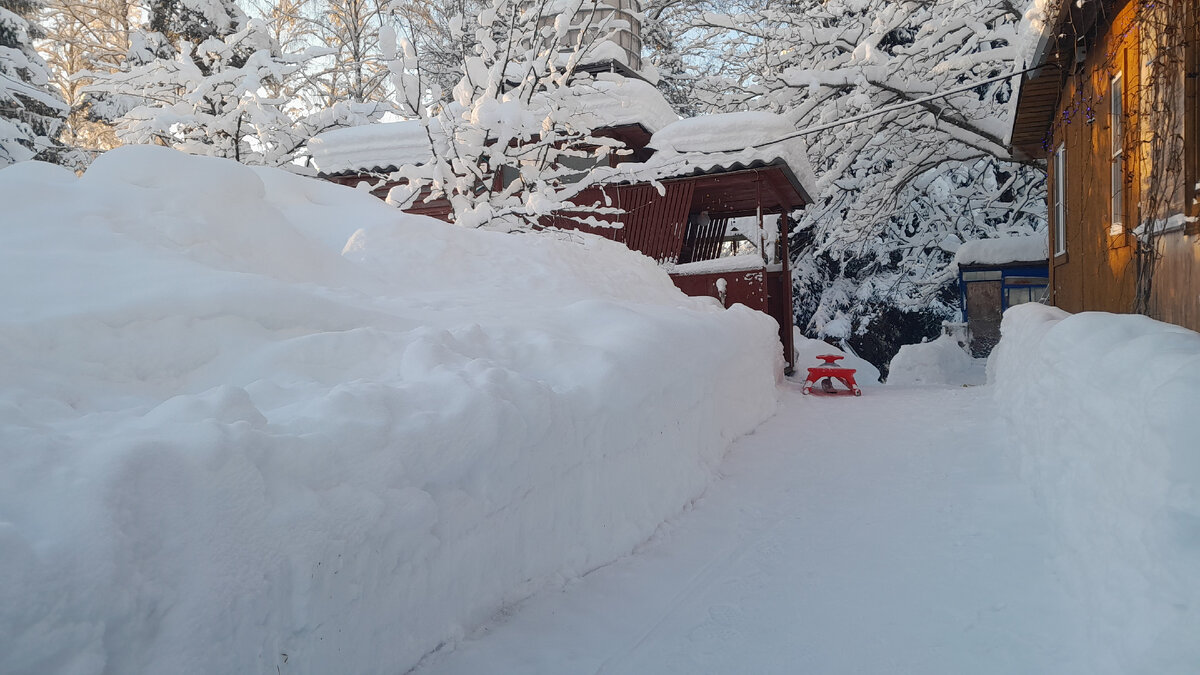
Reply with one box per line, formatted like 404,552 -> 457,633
0,146 -> 782,675
991,304 -> 1200,673
888,335 -> 985,386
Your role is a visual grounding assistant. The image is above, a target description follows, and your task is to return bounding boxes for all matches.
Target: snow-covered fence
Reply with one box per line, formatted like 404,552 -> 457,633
990,304 -> 1200,672
0,147 -> 782,675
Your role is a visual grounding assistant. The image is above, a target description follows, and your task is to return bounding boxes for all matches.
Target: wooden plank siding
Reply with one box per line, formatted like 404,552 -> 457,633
1022,0 -> 1200,331
678,215 -> 730,264
764,269 -> 794,369
1148,3 -> 1200,330
547,181 -> 695,262
1187,0 -> 1200,232
1046,0 -> 1139,315
1149,233 -> 1200,329
672,269 -> 768,311
620,182 -> 695,261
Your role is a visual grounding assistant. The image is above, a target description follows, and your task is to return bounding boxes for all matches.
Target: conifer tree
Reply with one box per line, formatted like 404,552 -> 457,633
0,0 -> 71,166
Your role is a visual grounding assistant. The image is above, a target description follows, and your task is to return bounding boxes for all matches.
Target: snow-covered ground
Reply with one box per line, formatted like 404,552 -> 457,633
0,147 -> 781,675
3,147 -> 1197,675
992,305 -> 1200,673
411,308 -> 1200,675
412,382 -> 1088,674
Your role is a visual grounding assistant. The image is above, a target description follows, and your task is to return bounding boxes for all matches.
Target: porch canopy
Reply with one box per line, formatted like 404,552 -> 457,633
552,110 -> 817,264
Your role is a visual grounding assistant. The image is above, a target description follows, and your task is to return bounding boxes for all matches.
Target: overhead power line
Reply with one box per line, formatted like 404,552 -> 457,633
675,63 -> 1059,154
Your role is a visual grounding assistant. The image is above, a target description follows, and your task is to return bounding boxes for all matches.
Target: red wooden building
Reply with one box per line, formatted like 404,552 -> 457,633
312,80 -> 815,370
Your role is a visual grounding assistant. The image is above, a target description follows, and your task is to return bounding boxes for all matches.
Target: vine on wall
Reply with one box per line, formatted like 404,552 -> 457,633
1130,0 -> 1191,314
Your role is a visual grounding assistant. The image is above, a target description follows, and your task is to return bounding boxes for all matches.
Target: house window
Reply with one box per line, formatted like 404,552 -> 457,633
1110,73 -> 1125,235
1054,144 -> 1066,255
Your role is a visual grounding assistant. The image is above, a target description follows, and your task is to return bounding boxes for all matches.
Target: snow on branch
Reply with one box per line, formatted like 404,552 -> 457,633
382,0 -> 651,230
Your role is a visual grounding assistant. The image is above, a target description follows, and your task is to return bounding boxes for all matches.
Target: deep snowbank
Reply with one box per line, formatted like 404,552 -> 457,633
991,304 -> 1200,673
887,334 -> 985,386
0,146 -> 782,675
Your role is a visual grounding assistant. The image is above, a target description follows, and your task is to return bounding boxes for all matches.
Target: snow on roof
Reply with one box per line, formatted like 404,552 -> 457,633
310,75 -> 676,175
309,120 -> 440,175
645,111 -> 819,201
1016,0 -> 1061,69
668,254 -> 765,276
954,234 -> 1048,267
560,73 -> 677,133
577,39 -> 636,69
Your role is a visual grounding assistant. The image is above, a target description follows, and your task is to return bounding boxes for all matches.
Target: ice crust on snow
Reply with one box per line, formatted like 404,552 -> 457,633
991,304 -> 1200,671
0,146 -> 782,675
954,234 -> 1048,267
887,334 -> 985,386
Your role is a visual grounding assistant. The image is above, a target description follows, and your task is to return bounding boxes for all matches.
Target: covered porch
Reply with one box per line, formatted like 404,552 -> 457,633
548,160 -> 811,371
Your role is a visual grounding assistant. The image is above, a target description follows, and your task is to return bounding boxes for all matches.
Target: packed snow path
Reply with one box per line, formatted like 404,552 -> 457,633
413,382 -> 1088,674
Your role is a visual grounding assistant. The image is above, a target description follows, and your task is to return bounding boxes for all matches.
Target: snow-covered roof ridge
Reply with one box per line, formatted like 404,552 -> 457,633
645,111 -> 819,201
309,120 -> 441,175
309,73 -> 677,176
559,73 -> 678,134
954,234 -> 1048,267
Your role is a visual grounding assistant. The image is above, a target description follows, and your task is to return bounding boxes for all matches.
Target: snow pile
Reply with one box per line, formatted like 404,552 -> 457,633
0,146 -> 782,675
954,234 -> 1047,267
793,331 -> 881,385
887,334 -> 985,386
991,304 -> 1200,672
647,111 -> 818,199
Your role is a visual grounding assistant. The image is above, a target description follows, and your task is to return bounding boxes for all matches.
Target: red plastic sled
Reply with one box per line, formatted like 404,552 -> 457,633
801,354 -> 862,396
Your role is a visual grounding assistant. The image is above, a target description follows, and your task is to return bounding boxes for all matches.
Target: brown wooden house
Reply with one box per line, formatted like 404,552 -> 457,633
1009,0 -> 1200,330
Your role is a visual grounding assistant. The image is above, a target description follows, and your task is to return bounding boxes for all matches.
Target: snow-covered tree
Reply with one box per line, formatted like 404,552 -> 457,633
390,0 -> 487,104
1,0 -> 72,166
246,0 -> 399,107
791,158 -> 1044,357
147,0 -> 245,46
86,22 -> 301,163
84,0 -> 389,166
384,0 -> 633,230
645,0 -> 1047,349
38,0 -> 139,158
307,0 -> 394,105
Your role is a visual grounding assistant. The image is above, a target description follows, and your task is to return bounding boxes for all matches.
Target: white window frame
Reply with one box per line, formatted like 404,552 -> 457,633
1054,143 -> 1067,256
1110,73 -> 1125,236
